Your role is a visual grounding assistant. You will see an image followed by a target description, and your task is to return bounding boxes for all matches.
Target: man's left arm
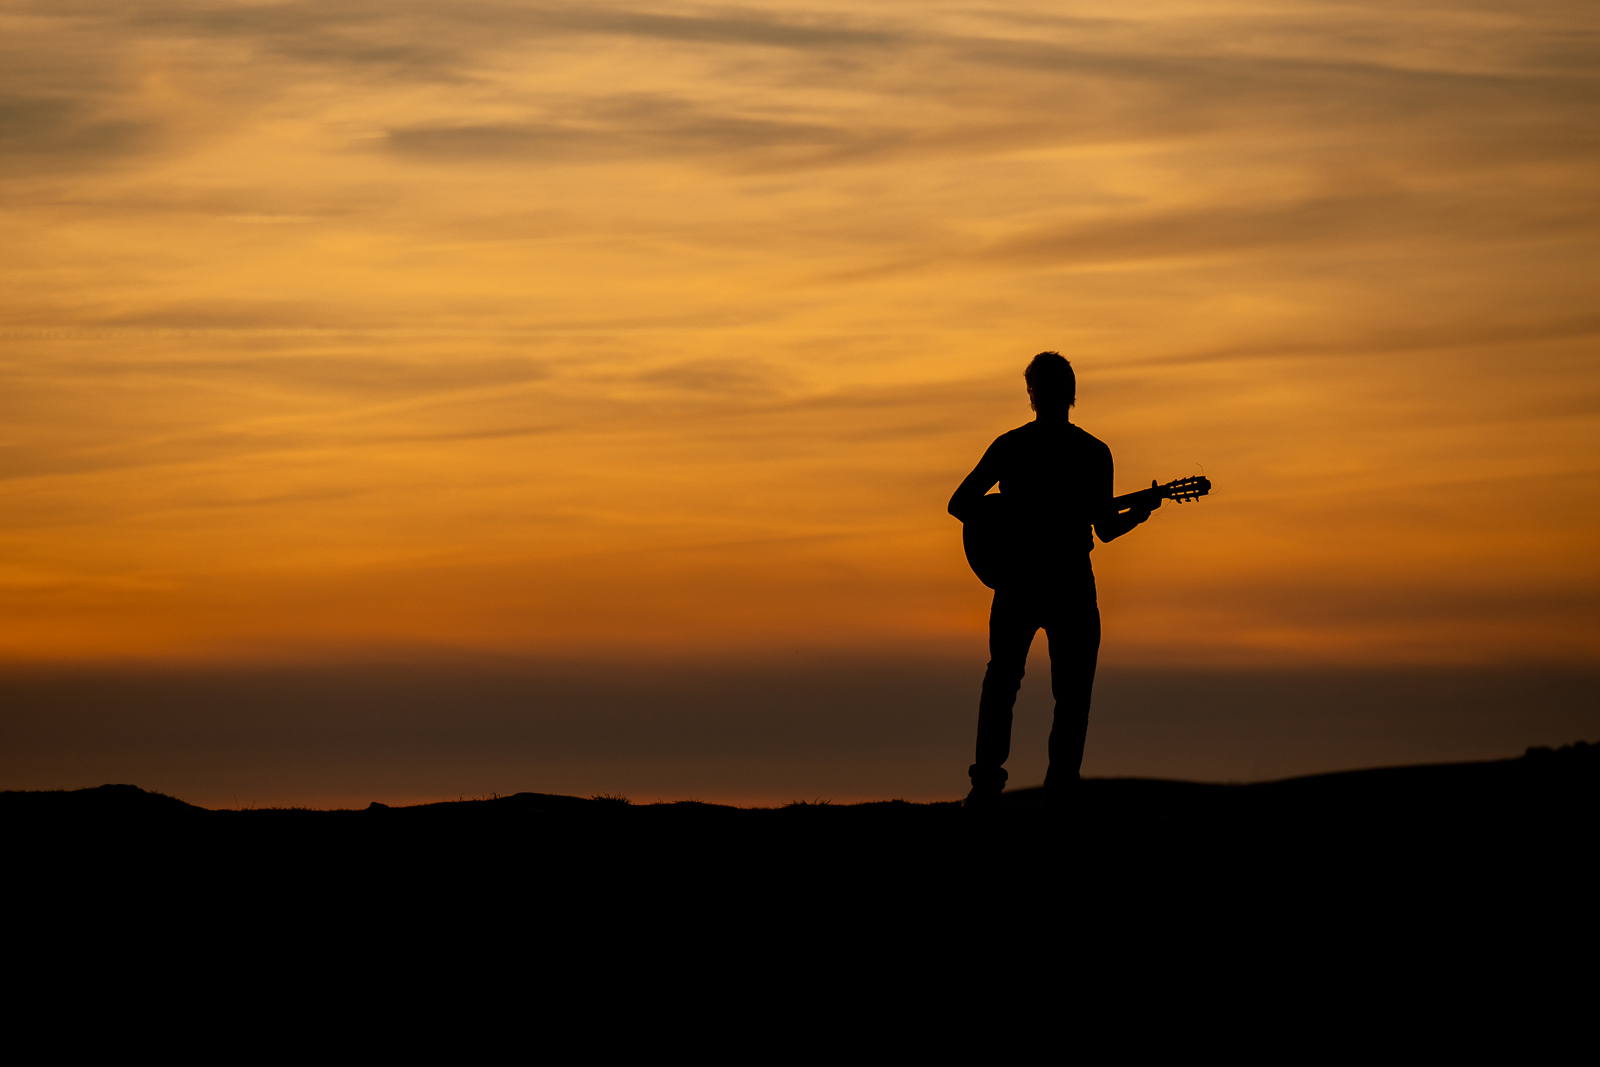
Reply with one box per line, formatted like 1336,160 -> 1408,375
1093,448 -> 1156,543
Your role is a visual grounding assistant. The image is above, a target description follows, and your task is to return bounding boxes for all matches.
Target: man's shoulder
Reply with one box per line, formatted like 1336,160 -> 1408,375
1069,423 -> 1112,456
1004,420 -> 1111,450
980,423 -> 1035,457
990,421 -> 1111,461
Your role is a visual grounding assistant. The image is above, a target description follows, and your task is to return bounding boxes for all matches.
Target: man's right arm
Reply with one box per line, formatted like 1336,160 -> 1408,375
948,440 -> 1003,523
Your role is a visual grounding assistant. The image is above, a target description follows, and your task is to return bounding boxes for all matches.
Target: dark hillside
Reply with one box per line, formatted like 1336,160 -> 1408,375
9,743 -> 1592,995
10,741 -> 1593,861
10,742 -> 1592,891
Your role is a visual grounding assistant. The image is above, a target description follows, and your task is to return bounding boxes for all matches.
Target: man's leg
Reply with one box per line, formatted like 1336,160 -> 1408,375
969,586 -> 1039,804
1042,581 -> 1102,803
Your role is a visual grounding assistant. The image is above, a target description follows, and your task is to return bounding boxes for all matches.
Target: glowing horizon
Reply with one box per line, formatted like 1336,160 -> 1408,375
3,0 -> 1597,668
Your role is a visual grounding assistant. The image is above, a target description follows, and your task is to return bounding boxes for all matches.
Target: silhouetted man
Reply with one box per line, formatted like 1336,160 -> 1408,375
948,352 -> 1155,808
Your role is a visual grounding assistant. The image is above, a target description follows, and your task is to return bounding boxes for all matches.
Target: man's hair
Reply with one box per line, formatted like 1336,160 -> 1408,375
1024,351 -> 1075,408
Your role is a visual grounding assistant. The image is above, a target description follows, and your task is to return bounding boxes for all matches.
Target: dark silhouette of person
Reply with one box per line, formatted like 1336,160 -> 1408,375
948,352 -> 1156,809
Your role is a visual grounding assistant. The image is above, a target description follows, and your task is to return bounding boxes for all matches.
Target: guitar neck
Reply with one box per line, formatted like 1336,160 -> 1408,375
1105,475 -> 1211,517
1107,487 -> 1162,514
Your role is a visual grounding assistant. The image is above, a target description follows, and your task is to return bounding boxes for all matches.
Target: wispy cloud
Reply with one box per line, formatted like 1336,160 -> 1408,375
980,188 -> 1600,267
0,94 -> 154,169
637,357 -> 792,395
385,94 -> 887,166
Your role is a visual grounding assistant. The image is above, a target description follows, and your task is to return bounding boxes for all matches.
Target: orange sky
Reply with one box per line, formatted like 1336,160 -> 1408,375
3,0 -> 1598,669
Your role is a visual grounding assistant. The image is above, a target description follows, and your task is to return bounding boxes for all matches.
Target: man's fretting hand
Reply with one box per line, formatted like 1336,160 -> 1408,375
1094,502 -> 1154,542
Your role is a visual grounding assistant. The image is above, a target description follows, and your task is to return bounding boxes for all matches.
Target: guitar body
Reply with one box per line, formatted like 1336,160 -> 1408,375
962,493 -> 1020,590
961,476 -> 1211,589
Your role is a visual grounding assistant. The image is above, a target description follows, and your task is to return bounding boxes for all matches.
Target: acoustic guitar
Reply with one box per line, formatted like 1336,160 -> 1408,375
962,475 -> 1211,589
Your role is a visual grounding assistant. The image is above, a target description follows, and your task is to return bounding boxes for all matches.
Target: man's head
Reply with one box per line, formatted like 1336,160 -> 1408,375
1024,351 -> 1075,414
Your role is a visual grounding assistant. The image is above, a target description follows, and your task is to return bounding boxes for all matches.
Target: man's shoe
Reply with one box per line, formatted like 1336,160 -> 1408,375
963,785 -> 1003,809
966,764 -> 1007,809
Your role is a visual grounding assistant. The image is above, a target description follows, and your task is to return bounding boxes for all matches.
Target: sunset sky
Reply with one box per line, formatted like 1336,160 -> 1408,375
3,1 -> 1597,803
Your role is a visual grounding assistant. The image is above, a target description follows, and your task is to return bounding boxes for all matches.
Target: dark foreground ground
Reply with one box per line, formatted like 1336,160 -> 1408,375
9,743 -> 1595,1015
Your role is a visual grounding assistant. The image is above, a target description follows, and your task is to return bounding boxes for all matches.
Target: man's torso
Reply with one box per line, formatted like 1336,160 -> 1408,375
989,421 -> 1112,555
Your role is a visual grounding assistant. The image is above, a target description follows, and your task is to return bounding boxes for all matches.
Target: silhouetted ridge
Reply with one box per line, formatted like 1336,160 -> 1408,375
6,742 -> 1592,825
8,745 -> 1591,999
1003,740 -> 1598,809
2,782 -> 206,820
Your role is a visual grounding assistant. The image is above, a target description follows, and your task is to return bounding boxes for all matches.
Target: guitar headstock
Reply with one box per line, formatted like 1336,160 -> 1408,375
1160,475 -> 1211,502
